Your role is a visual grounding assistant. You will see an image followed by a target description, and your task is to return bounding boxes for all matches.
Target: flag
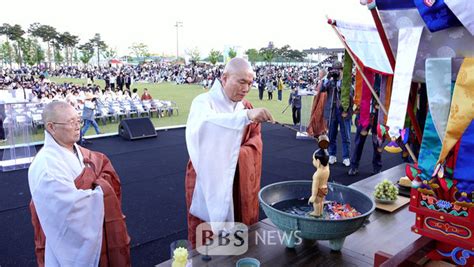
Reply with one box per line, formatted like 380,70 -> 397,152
375,0 -> 474,82
334,20 -> 393,75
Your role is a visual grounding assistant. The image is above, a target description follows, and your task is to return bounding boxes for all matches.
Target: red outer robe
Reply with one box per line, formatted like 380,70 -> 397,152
30,147 -> 131,267
307,90 -> 328,138
185,99 -> 263,247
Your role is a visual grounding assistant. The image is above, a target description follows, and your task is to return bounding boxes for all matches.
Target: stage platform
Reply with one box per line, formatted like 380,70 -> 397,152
0,123 -> 404,266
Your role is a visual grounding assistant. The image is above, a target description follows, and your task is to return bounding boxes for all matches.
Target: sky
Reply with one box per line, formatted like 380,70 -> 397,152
2,0 -> 374,57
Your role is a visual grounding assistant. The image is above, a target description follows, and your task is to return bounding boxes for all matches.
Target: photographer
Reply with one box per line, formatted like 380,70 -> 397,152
322,61 -> 352,167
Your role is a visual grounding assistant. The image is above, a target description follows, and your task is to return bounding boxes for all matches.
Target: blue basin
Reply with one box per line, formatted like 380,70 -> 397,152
259,181 -> 375,250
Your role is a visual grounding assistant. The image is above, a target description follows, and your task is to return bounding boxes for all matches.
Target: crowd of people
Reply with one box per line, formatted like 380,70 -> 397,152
0,62 -> 321,98
1,61 -> 384,177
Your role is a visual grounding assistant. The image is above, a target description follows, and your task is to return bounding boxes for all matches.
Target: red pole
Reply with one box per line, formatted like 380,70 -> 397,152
370,8 -> 396,70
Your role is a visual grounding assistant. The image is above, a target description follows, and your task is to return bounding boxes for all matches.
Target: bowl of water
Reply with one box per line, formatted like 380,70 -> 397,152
259,181 -> 375,250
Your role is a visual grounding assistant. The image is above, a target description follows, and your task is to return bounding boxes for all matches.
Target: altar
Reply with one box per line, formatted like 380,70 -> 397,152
157,164 -> 423,267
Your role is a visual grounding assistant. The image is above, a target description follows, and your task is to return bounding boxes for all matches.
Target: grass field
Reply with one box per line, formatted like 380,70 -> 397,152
3,78 -> 297,143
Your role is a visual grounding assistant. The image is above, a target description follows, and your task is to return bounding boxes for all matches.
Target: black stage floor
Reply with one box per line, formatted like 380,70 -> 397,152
0,123 -> 403,266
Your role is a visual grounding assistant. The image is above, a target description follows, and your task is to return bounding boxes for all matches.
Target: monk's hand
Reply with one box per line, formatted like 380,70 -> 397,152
308,195 -> 316,204
247,108 -> 274,123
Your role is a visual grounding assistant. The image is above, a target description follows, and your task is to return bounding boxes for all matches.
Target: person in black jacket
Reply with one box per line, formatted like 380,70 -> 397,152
116,73 -> 124,91
289,87 -> 301,126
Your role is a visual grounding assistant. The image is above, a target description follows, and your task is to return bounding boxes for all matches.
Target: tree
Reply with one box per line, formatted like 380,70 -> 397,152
102,47 -> 117,61
245,48 -> 259,65
78,42 -> 94,65
28,23 -> 58,68
34,42 -> 45,66
277,45 -> 291,63
185,47 -> 200,63
89,33 -> 107,66
13,42 -> 22,65
129,42 -> 150,61
287,49 -> 307,63
208,49 -> 222,65
228,47 -> 237,59
73,48 -> 79,65
259,47 -> 276,65
59,32 -> 79,65
20,38 -> 39,66
53,42 -> 64,65
0,24 -> 25,66
0,41 -> 13,67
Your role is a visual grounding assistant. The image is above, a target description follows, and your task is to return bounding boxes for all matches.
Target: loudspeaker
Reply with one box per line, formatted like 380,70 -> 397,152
118,118 -> 157,140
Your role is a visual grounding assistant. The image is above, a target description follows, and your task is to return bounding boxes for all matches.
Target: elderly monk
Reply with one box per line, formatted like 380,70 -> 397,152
28,101 -> 130,266
185,58 -> 273,247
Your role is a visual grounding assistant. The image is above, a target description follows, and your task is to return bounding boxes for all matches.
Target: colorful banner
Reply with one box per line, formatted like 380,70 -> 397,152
354,69 -> 363,107
360,68 -> 375,128
418,111 -> 443,180
341,50 -> 353,112
335,20 -> 393,74
378,75 -> 388,125
426,58 -> 453,142
378,8 -> 474,82
438,58 -> 474,163
454,120 -> 474,181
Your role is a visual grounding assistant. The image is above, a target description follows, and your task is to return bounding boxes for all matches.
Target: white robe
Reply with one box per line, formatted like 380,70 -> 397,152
186,80 -> 251,228
28,132 -> 104,267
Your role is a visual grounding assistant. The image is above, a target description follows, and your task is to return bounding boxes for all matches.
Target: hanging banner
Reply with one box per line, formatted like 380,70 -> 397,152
386,26 -> 423,139
418,111 -> 443,180
341,50 -> 353,112
377,4 -> 474,82
335,20 -> 393,74
360,68 -> 375,129
426,58 -> 453,142
438,58 -> 474,163
454,120 -> 474,181
354,69 -> 363,107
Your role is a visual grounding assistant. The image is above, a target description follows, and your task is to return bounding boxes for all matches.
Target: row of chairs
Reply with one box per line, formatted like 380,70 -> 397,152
94,99 -> 179,125
2,99 -> 179,134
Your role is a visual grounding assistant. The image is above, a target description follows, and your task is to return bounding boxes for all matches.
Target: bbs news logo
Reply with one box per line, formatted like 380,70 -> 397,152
196,222 -> 303,256
196,222 -> 248,256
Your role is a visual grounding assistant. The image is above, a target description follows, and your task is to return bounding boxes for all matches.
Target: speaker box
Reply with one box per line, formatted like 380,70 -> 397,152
118,118 -> 157,140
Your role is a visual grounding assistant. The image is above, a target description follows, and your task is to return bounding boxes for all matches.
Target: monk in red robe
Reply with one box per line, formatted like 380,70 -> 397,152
185,58 -> 271,247
28,101 -> 130,267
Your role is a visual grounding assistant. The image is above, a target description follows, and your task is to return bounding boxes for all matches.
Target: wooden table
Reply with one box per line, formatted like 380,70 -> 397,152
158,164 -> 420,267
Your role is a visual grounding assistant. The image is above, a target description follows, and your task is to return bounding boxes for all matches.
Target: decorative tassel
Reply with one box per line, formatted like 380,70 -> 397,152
384,138 -> 402,153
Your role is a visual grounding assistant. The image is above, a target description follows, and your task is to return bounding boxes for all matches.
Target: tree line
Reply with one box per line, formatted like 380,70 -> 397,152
187,45 -> 307,65
0,22 -> 308,68
0,22 -> 120,68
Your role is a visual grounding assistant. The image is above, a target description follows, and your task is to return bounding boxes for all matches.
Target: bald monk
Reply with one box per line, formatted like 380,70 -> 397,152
28,101 -> 130,266
185,58 -> 274,247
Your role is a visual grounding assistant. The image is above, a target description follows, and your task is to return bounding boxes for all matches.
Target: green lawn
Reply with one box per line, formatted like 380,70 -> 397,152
13,78 -> 296,143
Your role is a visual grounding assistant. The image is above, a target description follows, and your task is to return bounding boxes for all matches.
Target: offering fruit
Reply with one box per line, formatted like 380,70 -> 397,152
374,179 -> 398,201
